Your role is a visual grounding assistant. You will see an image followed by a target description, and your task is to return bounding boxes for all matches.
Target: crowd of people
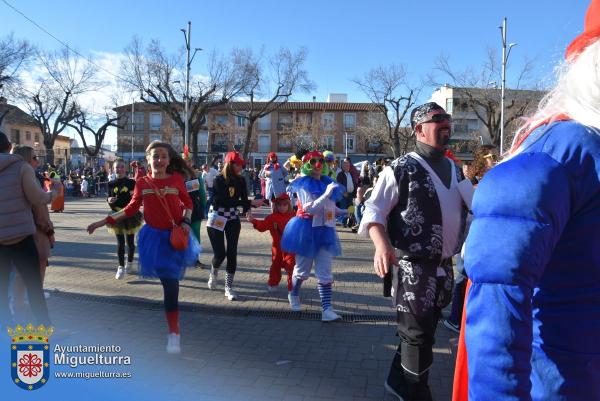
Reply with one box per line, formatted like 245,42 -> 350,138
2,4 -> 600,399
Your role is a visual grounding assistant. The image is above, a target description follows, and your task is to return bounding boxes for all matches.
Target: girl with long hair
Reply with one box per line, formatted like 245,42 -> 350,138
87,141 -> 200,354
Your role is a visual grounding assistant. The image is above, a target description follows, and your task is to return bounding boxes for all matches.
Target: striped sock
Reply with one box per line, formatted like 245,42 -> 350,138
318,283 -> 332,311
225,272 -> 234,290
291,276 -> 303,296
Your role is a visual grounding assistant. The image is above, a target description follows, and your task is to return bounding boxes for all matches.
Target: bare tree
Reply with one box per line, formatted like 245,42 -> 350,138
228,47 -> 315,160
0,33 -> 34,93
353,64 -> 421,157
21,47 -> 99,164
66,111 -> 121,157
120,37 -> 253,162
0,33 -> 35,125
432,49 -> 544,147
354,111 -> 415,156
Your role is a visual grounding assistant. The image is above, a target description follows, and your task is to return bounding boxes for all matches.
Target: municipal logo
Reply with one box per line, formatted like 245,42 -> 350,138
7,324 -> 54,390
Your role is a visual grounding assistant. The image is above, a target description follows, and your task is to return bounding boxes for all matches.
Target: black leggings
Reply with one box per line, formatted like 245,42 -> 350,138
0,236 -> 50,325
207,219 -> 241,274
116,234 -> 135,266
160,278 -> 179,312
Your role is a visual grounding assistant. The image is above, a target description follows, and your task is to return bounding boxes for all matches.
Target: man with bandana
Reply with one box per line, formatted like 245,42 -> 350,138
358,102 -> 472,400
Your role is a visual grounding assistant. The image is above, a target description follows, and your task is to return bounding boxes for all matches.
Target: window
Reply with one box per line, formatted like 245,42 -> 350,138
149,133 -> 162,142
343,113 -> 356,130
321,113 -> 335,130
25,131 -> 31,141
233,135 -> 244,151
134,112 -> 144,131
321,135 -> 334,150
278,135 -> 292,149
277,112 -> 293,130
345,134 -> 356,153
34,133 -> 39,142
258,114 -> 271,130
171,134 -> 182,152
10,129 -> 20,144
171,117 -> 179,129
297,112 -> 312,126
150,113 -> 162,130
258,135 -> 271,153
215,114 -> 229,126
198,131 -> 208,152
236,114 -> 246,128
446,98 -> 453,114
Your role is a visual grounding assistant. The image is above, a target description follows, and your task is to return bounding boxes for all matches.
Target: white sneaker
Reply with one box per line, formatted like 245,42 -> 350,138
115,266 -> 125,280
322,308 -> 341,322
124,261 -> 132,274
288,293 -> 301,311
207,268 -> 218,290
267,285 -> 278,293
166,333 -> 181,354
224,288 -> 238,301
44,291 -> 51,299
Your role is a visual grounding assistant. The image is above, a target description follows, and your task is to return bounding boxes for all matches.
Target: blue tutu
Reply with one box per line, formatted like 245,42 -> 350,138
137,225 -> 201,280
281,217 -> 341,258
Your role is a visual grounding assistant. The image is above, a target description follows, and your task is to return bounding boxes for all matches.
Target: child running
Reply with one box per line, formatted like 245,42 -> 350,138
106,158 -> 143,279
87,141 -> 200,354
247,192 -> 295,293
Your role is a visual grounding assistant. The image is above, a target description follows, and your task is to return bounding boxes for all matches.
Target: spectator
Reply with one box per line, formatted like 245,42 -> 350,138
0,131 -> 61,326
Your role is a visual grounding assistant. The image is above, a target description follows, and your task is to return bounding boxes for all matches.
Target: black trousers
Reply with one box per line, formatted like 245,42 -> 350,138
115,234 -> 135,266
207,219 -> 241,274
387,308 -> 441,401
0,236 -> 50,325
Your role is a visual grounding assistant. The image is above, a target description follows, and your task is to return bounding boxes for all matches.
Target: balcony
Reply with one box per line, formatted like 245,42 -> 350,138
211,144 -> 228,152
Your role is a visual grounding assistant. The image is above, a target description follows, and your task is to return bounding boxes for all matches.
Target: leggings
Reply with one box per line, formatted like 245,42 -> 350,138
160,278 -> 179,312
0,236 -> 50,325
207,219 -> 241,274
116,234 -> 135,266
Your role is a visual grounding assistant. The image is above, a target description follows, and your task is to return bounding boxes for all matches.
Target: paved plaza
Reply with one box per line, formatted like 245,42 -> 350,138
33,198 -> 457,400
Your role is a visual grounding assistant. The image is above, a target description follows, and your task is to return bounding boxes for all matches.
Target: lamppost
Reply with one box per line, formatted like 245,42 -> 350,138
131,101 -> 135,162
499,17 -> 517,155
181,22 -> 202,153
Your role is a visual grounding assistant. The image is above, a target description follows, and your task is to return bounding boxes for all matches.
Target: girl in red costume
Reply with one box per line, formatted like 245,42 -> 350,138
87,141 -> 200,354
247,193 -> 295,293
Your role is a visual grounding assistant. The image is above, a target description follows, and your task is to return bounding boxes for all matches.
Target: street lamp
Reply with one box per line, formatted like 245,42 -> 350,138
181,21 -> 202,155
499,17 -> 517,155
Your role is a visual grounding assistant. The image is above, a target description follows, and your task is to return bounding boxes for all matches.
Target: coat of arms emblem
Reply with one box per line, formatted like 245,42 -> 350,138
8,324 -> 53,390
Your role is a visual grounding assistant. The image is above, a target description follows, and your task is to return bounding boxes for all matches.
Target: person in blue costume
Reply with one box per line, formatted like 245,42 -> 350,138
281,150 -> 346,322
456,2 -> 600,400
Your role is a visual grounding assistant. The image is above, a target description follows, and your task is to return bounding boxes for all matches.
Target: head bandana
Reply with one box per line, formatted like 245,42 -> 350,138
410,102 -> 445,130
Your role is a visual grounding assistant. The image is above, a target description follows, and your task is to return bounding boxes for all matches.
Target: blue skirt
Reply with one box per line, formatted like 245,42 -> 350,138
137,225 -> 201,280
281,217 -> 341,259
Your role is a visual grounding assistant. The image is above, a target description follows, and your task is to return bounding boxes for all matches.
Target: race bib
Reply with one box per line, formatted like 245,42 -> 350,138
185,179 -> 200,193
207,211 -> 227,231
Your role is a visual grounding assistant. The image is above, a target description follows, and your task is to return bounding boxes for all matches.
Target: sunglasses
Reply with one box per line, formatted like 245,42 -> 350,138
32,156 -> 38,160
309,158 -> 325,165
419,114 -> 452,124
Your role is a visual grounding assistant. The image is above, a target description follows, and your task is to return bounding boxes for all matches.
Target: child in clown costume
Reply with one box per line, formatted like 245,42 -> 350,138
281,150 -> 346,322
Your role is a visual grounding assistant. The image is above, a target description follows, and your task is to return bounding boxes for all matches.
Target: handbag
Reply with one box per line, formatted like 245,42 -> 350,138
143,177 -> 189,250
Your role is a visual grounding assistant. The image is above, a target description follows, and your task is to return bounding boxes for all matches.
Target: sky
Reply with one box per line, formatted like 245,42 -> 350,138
0,0 -> 589,146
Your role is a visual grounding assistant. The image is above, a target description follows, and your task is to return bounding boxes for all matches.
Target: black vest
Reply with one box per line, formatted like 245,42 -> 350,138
387,154 -> 467,261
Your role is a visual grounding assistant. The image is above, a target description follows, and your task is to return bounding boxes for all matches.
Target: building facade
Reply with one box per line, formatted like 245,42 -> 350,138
429,85 -> 545,158
113,100 -> 385,167
0,98 -> 71,168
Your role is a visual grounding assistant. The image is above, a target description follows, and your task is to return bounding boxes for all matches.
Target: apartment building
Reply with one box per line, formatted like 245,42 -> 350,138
113,96 -> 385,167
